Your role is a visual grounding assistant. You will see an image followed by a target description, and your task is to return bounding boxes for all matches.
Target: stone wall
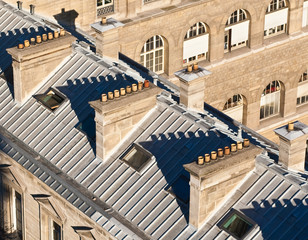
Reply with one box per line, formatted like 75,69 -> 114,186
0,151 -> 114,240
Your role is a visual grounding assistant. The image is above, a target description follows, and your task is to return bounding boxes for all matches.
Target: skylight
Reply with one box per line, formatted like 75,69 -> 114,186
122,144 -> 152,172
220,210 -> 255,239
36,89 -> 64,111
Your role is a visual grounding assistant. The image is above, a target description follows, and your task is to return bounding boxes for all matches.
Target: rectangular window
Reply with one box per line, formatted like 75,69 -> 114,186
219,210 -> 256,240
35,89 -> 65,111
97,0 -> 114,16
121,144 -> 152,172
52,221 -> 61,240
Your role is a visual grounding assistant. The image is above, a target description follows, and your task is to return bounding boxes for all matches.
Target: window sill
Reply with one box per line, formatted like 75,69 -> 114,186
224,46 -> 250,60
259,113 -> 283,130
263,33 -> 288,46
296,102 -> 308,114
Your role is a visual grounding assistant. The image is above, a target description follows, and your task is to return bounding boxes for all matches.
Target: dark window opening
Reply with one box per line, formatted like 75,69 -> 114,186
121,144 -> 152,172
52,221 -> 61,240
220,210 -> 255,239
36,89 -> 65,111
167,173 -> 190,204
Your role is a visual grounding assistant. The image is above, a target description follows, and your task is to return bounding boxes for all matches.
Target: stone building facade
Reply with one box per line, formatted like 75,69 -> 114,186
0,152 -> 114,240
4,0 -> 308,133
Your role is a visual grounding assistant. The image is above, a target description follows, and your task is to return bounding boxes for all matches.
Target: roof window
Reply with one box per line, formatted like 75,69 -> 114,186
121,144 -> 152,172
219,210 -> 255,239
36,89 -> 65,111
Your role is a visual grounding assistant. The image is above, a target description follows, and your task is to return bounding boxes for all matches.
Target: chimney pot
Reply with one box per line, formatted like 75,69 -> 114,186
114,90 -> 120,98
138,82 -> 143,91
237,141 -> 243,150
107,92 -> 114,100
224,146 -> 230,155
126,86 -> 132,94
204,154 -> 210,163
18,43 -> 24,49
17,1 -> 22,10
187,65 -> 192,72
193,63 -> 198,71
36,35 -> 42,44
231,143 -> 237,152
120,88 -> 126,96
197,156 -> 204,165
54,31 -> 59,39
48,32 -> 53,40
288,122 -> 294,131
217,148 -> 224,157
24,40 -> 30,48
101,17 -> 107,24
29,4 -> 35,15
30,38 -> 35,45
60,29 -> 66,36
101,94 -> 107,102
144,80 -> 150,88
42,34 -> 47,42
211,151 -> 217,160
132,84 -> 137,92
243,138 -> 250,147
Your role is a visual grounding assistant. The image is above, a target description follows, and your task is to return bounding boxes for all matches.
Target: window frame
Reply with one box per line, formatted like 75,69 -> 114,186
35,88 -> 66,112
226,9 -> 247,26
121,143 -> 153,173
218,209 -> 256,240
260,81 -> 281,120
96,0 -> 114,16
297,70 -> 308,106
140,35 -> 164,74
266,0 -> 287,13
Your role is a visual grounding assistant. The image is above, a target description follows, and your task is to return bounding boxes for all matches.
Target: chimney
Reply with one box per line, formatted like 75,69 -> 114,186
174,64 -> 211,112
91,18 -> 124,59
184,140 -> 262,228
7,31 -> 76,105
90,81 -> 161,161
274,121 -> 308,172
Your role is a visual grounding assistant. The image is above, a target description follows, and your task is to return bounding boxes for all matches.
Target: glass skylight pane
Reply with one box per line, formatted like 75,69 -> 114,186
222,213 -> 253,239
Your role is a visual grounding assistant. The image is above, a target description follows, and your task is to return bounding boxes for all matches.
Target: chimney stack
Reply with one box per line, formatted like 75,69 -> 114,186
174,65 -> 211,112
184,140 -> 261,228
7,32 -> 76,105
90,81 -> 161,161
274,121 -> 308,172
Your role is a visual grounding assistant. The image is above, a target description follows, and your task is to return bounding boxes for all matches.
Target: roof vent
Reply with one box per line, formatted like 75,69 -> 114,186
29,4 -> 35,15
17,1 -> 22,10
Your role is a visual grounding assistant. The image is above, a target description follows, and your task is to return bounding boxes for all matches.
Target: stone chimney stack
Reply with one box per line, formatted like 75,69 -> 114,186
6,31 -> 76,105
174,64 -> 211,112
91,18 -> 124,59
90,81 -> 161,161
184,140 -> 262,228
274,121 -> 308,172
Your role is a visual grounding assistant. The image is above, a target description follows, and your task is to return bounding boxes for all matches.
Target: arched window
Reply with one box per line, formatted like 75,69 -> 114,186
140,35 -> 164,74
297,70 -> 308,105
264,0 -> 288,38
223,94 -> 245,123
183,22 -> 209,64
224,9 -> 249,52
260,81 -> 281,119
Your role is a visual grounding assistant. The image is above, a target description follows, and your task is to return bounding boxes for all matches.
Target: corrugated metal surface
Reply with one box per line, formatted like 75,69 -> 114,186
0,2 -> 307,240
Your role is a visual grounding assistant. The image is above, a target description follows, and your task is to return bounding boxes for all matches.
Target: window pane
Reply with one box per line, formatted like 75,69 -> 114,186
15,191 -> 22,235
53,222 -> 61,240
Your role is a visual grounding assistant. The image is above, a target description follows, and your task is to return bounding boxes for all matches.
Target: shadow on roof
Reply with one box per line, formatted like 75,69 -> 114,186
136,127 -> 236,224
240,198 -> 308,239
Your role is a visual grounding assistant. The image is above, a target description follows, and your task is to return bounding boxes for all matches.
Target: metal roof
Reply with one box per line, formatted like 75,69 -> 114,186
0,1 -> 307,240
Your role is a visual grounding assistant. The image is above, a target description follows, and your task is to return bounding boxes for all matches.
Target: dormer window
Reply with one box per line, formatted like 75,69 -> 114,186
36,89 -> 65,111
121,144 -> 152,172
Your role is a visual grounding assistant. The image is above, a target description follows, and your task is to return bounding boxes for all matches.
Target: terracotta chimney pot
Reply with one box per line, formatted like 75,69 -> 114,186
17,43 -> 24,49
144,80 -> 150,88
48,32 -> 53,40
288,122 -> 294,131
193,63 -> 198,71
217,148 -> 224,157
36,35 -> 42,44
24,40 -> 30,48
138,82 -> 143,91
54,31 -> 59,39
204,154 -> 210,163
114,90 -> 120,98
237,141 -> 243,150
60,29 -> 66,36
224,146 -> 230,155
231,143 -> 237,152
197,156 -> 204,165
120,88 -> 126,96
187,65 -> 192,72
243,139 -> 250,147
211,151 -> 217,160
108,91 -> 114,100
126,86 -> 132,94
101,94 -> 107,102
42,34 -> 47,42
30,38 -> 35,45
101,17 -> 107,24
132,84 -> 137,92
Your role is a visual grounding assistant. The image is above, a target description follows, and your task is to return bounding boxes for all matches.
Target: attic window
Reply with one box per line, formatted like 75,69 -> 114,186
220,210 -> 255,239
122,144 -> 152,172
36,89 -> 64,111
